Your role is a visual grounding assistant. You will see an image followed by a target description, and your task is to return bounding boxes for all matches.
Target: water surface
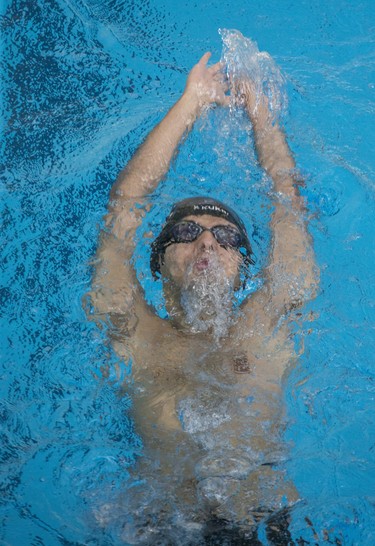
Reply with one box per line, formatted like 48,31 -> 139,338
1,0 -> 375,544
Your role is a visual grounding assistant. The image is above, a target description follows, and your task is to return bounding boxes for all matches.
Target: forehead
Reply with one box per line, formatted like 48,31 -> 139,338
181,214 -> 237,228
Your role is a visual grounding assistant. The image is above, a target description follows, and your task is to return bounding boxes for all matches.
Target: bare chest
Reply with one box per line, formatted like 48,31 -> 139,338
128,317 -> 293,399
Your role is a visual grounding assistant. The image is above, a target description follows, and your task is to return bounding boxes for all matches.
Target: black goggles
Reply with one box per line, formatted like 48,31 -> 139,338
166,220 -> 243,249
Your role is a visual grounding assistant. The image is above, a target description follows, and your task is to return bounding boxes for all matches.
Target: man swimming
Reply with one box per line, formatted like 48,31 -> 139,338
91,51 -> 318,543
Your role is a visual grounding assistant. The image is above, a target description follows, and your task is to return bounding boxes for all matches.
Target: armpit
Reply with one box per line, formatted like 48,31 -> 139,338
268,262 -> 319,314
109,311 -> 139,340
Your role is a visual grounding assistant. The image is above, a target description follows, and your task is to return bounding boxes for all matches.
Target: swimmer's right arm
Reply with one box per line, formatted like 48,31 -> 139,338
89,54 -> 229,319
109,52 -> 229,238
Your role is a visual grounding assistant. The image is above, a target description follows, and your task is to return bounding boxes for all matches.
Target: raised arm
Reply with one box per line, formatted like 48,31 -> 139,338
240,82 -> 318,316
112,53 -> 229,209
90,53 -> 229,320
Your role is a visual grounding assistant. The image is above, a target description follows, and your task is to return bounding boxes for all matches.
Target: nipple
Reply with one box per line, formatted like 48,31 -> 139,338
233,354 -> 253,374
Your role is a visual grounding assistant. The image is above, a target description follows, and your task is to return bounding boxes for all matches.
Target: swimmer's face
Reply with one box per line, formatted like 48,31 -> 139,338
161,215 -> 242,287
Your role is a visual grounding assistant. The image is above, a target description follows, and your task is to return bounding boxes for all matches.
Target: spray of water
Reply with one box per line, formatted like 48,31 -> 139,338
219,28 -> 287,120
180,253 -> 236,340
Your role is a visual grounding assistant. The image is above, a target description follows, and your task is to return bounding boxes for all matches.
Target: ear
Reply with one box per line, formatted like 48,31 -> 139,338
237,260 -> 252,291
159,254 -> 169,280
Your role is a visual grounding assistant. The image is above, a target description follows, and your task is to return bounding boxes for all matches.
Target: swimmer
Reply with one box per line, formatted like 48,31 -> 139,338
90,52 -> 318,543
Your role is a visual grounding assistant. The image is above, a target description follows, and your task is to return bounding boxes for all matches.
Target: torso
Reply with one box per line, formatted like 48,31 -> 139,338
110,292 -> 299,520
113,292 -> 295,452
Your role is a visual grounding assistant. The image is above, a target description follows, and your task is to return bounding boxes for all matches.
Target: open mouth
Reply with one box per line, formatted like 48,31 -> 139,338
194,256 -> 213,273
193,254 -> 218,273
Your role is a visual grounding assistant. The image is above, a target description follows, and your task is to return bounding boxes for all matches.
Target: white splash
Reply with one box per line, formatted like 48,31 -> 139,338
220,28 -> 288,120
180,254 -> 236,340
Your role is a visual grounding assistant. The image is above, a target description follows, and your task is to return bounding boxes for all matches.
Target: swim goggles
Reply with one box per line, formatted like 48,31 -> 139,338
165,220 -> 243,249
150,197 -> 254,280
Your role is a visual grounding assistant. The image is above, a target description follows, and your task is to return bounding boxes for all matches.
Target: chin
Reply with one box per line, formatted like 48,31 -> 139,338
179,276 -> 236,341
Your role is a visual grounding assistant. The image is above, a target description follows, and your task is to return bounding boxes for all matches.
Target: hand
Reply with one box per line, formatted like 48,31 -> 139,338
232,78 -> 271,127
184,52 -> 230,110
233,79 -> 257,111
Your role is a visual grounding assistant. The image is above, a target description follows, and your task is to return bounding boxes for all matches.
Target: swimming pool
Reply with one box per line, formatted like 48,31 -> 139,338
1,0 -> 374,544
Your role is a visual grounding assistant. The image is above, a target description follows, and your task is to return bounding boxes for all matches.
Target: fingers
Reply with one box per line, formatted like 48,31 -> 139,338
209,60 -> 225,74
198,51 -> 212,66
191,52 -> 230,107
198,53 -> 224,74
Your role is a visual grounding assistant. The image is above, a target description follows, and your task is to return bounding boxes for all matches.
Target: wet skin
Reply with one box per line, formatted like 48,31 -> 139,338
89,52 -> 318,534
106,213 -> 300,526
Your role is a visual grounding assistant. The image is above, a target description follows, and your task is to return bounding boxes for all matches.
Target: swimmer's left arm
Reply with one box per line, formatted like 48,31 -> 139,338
239,82 -> 319,315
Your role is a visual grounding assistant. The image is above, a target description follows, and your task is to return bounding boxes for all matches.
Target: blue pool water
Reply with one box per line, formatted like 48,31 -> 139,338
1,0 -> 375,544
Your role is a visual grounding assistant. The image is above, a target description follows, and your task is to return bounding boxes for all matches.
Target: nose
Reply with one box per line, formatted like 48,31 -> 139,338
196,229 -> 217,250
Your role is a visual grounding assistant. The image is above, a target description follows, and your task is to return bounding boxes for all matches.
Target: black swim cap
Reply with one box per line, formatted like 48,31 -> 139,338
150,196 -> 254,280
